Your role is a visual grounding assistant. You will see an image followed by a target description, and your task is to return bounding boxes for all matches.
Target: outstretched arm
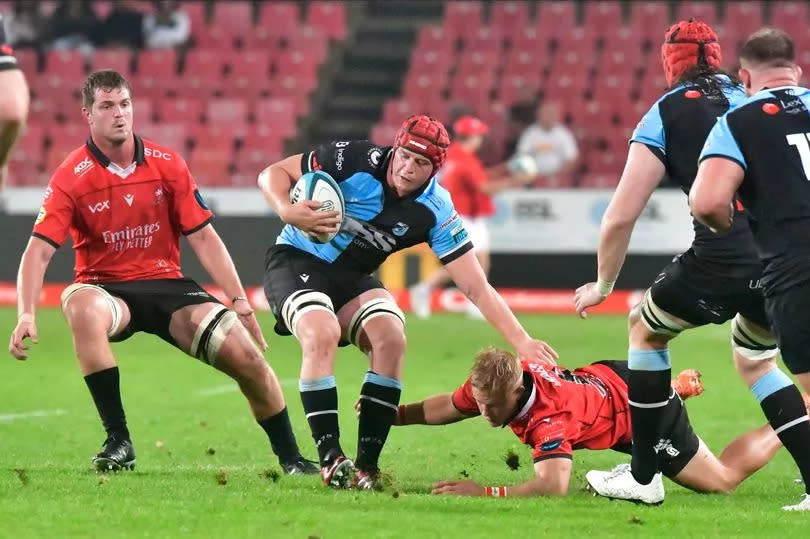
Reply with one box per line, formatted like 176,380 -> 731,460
9,237 -> 55,359
396,392 -> 471,426
445,250 -> 558,364
432,457 -> 573,497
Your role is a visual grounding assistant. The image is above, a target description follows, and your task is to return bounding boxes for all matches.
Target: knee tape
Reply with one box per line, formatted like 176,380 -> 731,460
731,314 -> 779,360
191,306 -> 238,364
60,283 -> 123,337
348,298 -> 405,347
281,289 -> 334,339
639,289 -> 694,337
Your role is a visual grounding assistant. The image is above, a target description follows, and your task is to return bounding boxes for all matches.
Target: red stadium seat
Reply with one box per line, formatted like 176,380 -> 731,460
43,50 -> 85,91
536,1 -> 577,39
403,73 -> 445,102
443,1 -> 483,39
592,74 -> 635,110
414,25 -> 455,55
255,2 -> 301,46
8,126 -> 46,179
498,73 -> 542,105
213,1 -> 254,28
184,1 -> 209,31
408,50 -> 454,77
307,1 -> 347,41
455,50 -> 499,78
188,150 -> 232,187
14,49 -> 39,75
206,98 -> 248,125
724,1 -> 763,42
583,1 -> 624,34
674,1 -> 718,26
138,123 -> 188,152
225,50 -> 273,99
381,99 -> 419,125
579,171 -> 621,188
509,26 -> 547,54
502,49 -> 545,78
628,1 -> 671,42
491,1 -> 531,34
284,27 -> 328,61
462,26 -> 504,53
769,2 -> 809,43
133,98 -> 154,125
90,48 -> 133,76
157,98 -> 204,125
46,124 -> 87,171
136,49 -> 180,96
369,124 -> 399,146
253,98 -> 297,137
183,49 -> 226,96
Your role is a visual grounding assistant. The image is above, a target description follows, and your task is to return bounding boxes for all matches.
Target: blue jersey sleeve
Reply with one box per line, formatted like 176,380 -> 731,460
630,100 -> 665,153
699,114 -> 747,170
419,183 -> 473,263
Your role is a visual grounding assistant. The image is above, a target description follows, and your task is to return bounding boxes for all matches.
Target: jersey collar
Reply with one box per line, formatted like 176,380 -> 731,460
86,134 -> 145,168
503,372 -> 537,427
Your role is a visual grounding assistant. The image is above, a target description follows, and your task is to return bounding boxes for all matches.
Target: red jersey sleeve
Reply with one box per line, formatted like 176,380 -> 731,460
172,156 -> 214,235
451,378 -> 480,416
526,413 -> 576,462
31,176 -> 74,248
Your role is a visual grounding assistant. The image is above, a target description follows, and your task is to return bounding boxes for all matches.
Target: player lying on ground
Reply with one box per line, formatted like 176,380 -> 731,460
394,347 -> 800,504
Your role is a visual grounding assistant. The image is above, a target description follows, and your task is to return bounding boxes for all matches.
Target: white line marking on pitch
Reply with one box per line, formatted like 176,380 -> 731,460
0,409 -> 67,422
196,379 -> 299,396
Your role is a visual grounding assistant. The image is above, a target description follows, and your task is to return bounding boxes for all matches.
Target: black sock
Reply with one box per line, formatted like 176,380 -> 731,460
355,371 -> 401,473
761,386 -> 810,494
84,367 -> 129,440
299,377 -> 343,466
257,407 -> 301,464
627,348 -> 672,485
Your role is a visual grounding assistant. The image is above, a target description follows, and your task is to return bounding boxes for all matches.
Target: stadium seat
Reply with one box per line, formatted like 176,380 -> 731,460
455,50 -> 499,79
42,50 -> 86,92
502,49 -> 545,78
674,1 -> 718,26
628,1 -> 671,43
583,1 -> 624,35
443,1 -> 484,40
491,1 -> 531,34
188,149 -> 232,187
449,73 -> 495,109
414,25 -> 456,55
90,48 -> 133,76
599,28 -> 645,75
536,1 -> 577,39
182,49 -> 226,96
579,171 -> 620,188
509,26 -> 546,55
462,26 -> 505,53
307,1 -> 347,41
769,2 -> 809,41
7,125 -> 46,181
184,1 -> 209,30
408,50 -> 454,77
133,98 -> 154,125
225,50 -> 273,99
723,1 -> 763,42
157,98 -> 204,125
14,49 -> 39,75
136,49 -> 180,96
369,124 -> 399,146
253,98 -> 297,137
137,123 -> 188,152
46,124 -> 87,171
403,73 -> 445,102
498,73 -> 542,105
255,2 -> 301,46
205,98 -> 248,125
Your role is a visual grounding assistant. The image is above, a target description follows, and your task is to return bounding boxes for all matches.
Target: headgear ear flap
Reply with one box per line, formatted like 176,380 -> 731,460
661,19 -> 722,87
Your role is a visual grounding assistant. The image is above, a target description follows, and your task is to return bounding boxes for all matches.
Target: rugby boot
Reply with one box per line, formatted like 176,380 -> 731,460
321,454 -> 356,489
92,435 -> 136,472
280,456 -> 319,475
585,463 -> 665,505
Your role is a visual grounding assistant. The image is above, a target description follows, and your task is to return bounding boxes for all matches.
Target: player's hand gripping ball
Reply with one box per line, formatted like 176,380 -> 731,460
289,171 -> 345,243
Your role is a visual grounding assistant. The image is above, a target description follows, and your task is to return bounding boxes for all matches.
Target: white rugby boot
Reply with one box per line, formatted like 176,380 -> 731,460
783,493 -> 810,512
585,463 -> 665,505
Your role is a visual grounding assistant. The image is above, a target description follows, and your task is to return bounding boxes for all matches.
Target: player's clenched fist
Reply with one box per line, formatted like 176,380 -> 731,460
515,337 -> 558,365
9,313 -> 38,360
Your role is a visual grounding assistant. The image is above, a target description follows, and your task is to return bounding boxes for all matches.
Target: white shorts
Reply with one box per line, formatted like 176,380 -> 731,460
460,215 -> 490,251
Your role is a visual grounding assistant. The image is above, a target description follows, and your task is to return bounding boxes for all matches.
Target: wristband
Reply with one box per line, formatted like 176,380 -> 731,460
231,295 -> 249,304
595,278 -> 614,297
484,486 -> 508,497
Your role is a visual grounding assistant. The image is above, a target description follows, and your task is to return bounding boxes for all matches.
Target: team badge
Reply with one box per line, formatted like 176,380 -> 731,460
392,222 -> 409,236
194,189 -> 209,210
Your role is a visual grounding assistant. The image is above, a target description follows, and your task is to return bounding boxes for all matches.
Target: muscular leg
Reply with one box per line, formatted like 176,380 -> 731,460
338,289 -> 406,476
61,286 -> 132,442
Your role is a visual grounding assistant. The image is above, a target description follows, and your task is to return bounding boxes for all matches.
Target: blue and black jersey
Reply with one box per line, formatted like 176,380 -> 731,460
700,85 -> 810,295
632,76 -> 758,267
0,14 -> 18,71
276,140 -> 473,275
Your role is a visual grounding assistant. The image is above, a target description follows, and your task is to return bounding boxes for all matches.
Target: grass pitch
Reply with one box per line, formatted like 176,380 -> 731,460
0,308 -> 806,537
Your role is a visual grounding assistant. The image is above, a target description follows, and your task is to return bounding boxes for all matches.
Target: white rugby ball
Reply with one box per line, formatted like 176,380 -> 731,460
508,154 -> 540,176
289,171 -> 345,244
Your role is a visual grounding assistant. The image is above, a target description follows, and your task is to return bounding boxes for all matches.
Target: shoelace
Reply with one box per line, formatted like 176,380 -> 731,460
605,463 -> 632,481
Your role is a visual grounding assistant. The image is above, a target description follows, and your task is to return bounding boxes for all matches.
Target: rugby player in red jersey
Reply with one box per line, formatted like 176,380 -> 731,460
7,70 -> 316,475
396,347 -> 799,503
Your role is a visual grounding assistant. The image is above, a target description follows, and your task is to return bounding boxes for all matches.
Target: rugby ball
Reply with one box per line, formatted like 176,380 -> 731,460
507,154 -> 540,176
289,171 -> 345,244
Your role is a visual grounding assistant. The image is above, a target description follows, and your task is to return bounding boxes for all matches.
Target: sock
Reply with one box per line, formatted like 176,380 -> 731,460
627,348 -> 671,485
299,376 -> 343,466
755,372 -> 810,494
355,371 -> 402,473
257,407 -> 302,464
84,366 -> 130,440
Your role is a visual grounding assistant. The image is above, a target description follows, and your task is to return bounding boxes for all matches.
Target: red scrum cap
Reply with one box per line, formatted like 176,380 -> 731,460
394,114 -> 450,175
661,18 -> 722,87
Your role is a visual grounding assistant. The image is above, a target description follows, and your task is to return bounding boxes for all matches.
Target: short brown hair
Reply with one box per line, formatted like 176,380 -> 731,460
739,28 -> 795,68
82,70 -> 132,108
469,347 -> 523,395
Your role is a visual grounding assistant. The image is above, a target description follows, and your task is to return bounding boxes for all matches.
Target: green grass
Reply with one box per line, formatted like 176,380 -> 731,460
0,308 -> 806,537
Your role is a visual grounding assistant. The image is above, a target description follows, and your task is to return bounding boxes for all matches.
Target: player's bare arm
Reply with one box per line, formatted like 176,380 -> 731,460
0,68 -> 29,189
257,154 -> 340,237
445,250 -> 558,364
574,143 -> 665,317
432,457 -> 572,497
185,224 -> 267,350
690,157 -> 744,232
9,237 -> 56,360
395,392 -> 469,425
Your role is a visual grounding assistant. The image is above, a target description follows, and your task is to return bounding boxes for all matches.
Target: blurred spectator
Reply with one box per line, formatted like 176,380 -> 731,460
102,1 -> 144,49
505,87 -> 538,156
46,0 -> 100,52
143,1 -> 190,50
4,1 -> 46,49
513,100 -> 578,185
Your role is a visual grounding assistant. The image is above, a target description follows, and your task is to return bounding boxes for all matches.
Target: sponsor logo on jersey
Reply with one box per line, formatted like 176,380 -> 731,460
367,148 -> 383,167
88,200 -> 111,213
299,273 -> 310,283
528,363 -> 561,386
451,224 -> 468,244
439,212 -> 461,230
335,148 -> 345,171
392,222 -> 409,236
194,189 -> 209,210
144,147 -> 172,161
762,102 -> 781,115
153,188 -> 164,206
74,157 -> 94,176
43,187 -> 53,201
653,438 -> 680,457
35,206 -> 46,225
102,222 -> 161,252
123,194 -> 134,206
539,439 -> 563,452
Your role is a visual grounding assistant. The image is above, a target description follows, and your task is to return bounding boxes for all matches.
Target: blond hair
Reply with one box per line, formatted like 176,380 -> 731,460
470,347 -> 523,395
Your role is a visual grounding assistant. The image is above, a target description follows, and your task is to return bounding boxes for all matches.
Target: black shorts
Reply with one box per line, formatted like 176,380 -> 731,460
596,360 -> 700,478
765,281 -> 810,374
98,277 -> 220,348
263,244 -> 384,340
648,249 -> 768,328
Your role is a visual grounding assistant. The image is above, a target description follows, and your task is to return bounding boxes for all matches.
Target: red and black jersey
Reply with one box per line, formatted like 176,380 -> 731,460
32,135 -> 213,283
452,360 -> 631,462
0,14 -> 19,71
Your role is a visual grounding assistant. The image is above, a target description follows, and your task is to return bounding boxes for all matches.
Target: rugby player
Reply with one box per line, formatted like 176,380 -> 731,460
0,12 -> 30,190
257,115 -> 558,489
396,347 -> 799,503
8,70 -> 316,475
691,28 -> 810,512
574,19 -> 810,503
